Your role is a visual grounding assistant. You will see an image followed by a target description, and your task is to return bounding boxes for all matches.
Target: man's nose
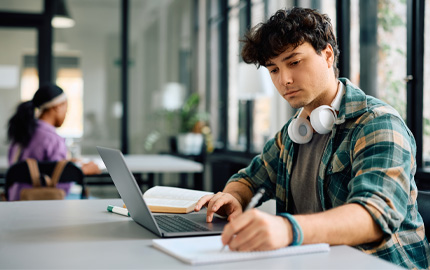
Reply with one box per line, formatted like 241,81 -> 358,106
279,69 -> 293,86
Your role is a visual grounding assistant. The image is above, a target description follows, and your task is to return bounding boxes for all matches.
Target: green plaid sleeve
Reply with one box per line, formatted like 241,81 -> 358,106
347,106 -> 416,237
226,129 -> 285,202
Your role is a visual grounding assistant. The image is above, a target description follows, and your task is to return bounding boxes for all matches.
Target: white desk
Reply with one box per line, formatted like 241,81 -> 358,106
0,154 -> 203,174
0,199 -> 401,269
86,154 -> 204,190
0,154 -> 204,190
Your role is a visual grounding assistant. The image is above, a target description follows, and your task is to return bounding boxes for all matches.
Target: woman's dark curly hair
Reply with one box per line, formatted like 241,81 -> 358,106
241,7 -> 340,77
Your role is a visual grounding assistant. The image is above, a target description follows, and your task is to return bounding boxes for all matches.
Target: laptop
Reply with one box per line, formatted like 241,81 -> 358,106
96,146 -> 228,237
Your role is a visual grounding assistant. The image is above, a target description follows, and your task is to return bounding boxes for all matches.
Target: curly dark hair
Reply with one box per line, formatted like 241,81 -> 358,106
241,7 -> 339,77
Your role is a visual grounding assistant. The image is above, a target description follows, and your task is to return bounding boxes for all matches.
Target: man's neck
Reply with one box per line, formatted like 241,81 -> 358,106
303,77 -> 339,115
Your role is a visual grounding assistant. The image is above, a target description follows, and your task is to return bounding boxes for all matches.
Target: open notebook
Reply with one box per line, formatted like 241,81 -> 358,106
152,235 -> 330,265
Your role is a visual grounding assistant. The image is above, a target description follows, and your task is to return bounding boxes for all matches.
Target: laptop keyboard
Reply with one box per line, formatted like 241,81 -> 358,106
154,215 -> 210,232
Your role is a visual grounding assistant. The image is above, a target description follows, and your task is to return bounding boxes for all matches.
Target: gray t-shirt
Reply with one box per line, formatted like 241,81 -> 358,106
290,132 -> 330,214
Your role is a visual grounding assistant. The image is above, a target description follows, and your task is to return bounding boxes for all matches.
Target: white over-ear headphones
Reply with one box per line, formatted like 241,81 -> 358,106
288,82 -> 344,144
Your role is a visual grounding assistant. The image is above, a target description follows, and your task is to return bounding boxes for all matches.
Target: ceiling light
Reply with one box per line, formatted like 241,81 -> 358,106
52,0 -> 75,28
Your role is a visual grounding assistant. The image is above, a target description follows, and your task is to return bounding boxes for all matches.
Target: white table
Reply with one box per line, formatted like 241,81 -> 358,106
0,154 -> 203,174
0,154 -> 204,192
82,154 -> 203,173
86,154 -> 204,190
0,199 -> 401,269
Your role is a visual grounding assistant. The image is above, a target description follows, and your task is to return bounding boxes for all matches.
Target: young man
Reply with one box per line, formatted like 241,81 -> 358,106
195,7 -> 429,269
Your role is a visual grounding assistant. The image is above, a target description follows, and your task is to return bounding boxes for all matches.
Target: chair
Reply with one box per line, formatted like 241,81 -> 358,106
5,160 -> 85,200
417,190 -> 430,240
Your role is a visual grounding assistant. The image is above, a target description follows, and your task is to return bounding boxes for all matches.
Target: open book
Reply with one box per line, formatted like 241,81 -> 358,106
142,186 -> 213,213
152,235 -> 330,265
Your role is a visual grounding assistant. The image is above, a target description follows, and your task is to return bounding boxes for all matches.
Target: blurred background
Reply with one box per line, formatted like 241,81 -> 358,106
0,0 -> 429,197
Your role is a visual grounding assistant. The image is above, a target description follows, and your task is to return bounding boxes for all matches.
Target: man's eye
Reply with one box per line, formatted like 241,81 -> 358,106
290,60 -> 300,66
270,68 -> 278,74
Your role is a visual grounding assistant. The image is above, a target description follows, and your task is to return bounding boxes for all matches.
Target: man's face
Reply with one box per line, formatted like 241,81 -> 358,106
265,42 -> 335,113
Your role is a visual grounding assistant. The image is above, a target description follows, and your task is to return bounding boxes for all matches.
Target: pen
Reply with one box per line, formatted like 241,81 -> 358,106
107,205 -> 130,217
220,188 -> 266,252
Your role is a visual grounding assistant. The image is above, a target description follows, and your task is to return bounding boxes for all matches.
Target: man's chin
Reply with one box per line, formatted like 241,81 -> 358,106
287,101 -> 306,109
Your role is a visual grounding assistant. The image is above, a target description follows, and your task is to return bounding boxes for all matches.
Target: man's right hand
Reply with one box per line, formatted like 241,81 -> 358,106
194,192 -> 243,222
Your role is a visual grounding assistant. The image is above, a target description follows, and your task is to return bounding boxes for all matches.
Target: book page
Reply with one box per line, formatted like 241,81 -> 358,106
143,186 -> 213,201
144,198 -> 195,208
152,236 -> 330,265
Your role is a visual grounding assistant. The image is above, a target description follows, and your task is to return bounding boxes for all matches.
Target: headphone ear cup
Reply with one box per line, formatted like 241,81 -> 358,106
288,118 -> 313,144
310,105 -> 336,134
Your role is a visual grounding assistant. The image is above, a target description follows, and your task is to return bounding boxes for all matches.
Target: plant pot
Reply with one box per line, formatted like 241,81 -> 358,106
177,133 -> 204,155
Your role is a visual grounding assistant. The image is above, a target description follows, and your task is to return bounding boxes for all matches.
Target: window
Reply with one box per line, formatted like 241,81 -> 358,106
207,0 -> 225,149
227,0 -> 246,151
424,0 -> 430,167
377,0 -> 407,120
350,0 -> 360,85
250,0 -> 277,152
350,0 -> 407,120
207,0 -> 427,177
128,0 -> 195,154
227,0 -> 294,153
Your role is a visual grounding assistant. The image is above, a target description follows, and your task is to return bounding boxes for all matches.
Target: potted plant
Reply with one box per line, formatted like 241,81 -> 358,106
175,93 -> 207,155
144,92 -> 213,155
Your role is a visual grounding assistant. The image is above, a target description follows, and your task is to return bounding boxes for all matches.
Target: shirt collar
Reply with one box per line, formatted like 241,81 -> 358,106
335,78 -> 368,125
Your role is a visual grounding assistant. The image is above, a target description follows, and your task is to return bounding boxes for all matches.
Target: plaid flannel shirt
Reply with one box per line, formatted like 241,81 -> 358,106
227,78 -> 430,269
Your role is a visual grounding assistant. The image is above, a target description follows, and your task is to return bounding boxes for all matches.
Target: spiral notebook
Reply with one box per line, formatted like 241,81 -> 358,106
152,235 -> 330,265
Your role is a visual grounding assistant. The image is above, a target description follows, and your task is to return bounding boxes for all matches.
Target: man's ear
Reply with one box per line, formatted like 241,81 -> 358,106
323,44 -> 334,68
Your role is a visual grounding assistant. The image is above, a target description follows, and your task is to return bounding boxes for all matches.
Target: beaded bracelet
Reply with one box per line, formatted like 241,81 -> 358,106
278,213 -> 304,246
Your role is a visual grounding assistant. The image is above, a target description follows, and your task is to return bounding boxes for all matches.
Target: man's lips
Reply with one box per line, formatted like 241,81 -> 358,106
284,89 -> 300,97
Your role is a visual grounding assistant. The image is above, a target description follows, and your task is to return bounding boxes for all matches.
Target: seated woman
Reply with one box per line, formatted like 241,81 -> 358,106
7,83 -> 100,200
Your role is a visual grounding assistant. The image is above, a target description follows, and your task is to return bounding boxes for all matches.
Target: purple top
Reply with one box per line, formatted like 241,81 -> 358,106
7,120 -> 70,201
8,120 -> 68,165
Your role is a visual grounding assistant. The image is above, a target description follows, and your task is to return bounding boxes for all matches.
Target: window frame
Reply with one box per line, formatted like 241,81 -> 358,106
0,0 -> 54,84
407,0 -> 429,187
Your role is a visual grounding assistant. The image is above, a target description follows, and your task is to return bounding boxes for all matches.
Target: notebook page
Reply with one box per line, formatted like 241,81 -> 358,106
152,235 -> 330,265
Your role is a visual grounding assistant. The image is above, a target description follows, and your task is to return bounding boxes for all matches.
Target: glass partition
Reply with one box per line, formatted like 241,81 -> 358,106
0,28 -> 37,156
53,0 -> 121,154
129,0 -> 194,154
